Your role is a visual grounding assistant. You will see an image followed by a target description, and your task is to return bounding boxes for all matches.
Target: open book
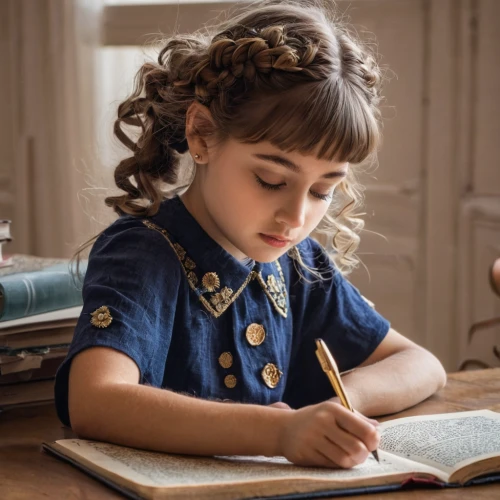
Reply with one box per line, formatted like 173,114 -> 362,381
42,410 -> 500,500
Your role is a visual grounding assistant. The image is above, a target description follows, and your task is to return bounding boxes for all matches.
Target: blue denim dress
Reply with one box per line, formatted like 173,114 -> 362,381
55,196 -> 389,427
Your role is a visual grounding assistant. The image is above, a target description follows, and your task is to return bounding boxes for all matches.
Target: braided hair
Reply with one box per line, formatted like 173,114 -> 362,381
78,0 -> 385,274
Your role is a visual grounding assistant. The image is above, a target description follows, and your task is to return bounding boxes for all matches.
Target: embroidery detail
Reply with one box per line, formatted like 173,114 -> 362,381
261,363 -> 283,389
210,286 -> 234,313
90,306 -> 113,328
268,262 -> 287,314
184,257 -> 196,270
142,220 -> 257,318
254,260 -> 288,318
144,220 -> 200,285
202,272 -> 220,292
224,374 -> 237,388
218,352 -> 233,369
187,271 -> 198,287
201,272 -> 256,318
172,243 -> 186,260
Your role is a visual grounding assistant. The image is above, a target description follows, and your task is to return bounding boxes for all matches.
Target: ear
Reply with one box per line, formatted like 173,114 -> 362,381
185,101 -> 217,164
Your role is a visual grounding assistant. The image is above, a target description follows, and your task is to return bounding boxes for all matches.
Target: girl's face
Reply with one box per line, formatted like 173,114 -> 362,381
183,138 -> 348,263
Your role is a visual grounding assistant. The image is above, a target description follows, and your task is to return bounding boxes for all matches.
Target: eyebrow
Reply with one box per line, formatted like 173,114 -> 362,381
253,153 -> 347,179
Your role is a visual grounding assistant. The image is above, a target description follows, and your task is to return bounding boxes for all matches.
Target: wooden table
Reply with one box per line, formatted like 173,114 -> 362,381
1,369 -> 500,499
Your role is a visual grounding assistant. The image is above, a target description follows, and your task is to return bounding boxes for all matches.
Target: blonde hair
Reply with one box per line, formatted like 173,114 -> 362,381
74,0 -> 384,276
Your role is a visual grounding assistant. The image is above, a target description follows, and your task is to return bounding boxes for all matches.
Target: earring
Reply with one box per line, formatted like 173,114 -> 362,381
194,154 -> 200,160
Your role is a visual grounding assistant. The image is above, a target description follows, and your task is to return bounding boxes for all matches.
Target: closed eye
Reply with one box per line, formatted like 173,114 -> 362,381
255,175 -> 285,191
254,175 -> 333,201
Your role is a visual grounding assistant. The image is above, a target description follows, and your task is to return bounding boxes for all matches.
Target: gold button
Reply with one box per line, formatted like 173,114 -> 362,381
224,374 -> 237,388
261,363 -> 282,389
218,352 -> 233,369
246,323 -> 266,346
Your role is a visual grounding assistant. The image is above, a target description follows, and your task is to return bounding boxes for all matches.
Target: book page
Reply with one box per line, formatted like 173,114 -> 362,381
379,410 -> 500,476
53,439 -> 444,489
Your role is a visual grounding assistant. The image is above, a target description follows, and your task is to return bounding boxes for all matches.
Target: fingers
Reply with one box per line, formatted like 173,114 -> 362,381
308,448 -> 344,469
311,403 -> 379,467
329,397 -> 379,426
316,436 -> 362,469
282,401 -> 380,469
292,429 -> 370,469
324,425 -> 371,464
333,405 -> 380,453
291,449 -> 341,469
354,409 -> 380,427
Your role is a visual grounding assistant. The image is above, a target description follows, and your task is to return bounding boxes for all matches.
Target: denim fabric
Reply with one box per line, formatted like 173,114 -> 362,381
55,196 -> 389,427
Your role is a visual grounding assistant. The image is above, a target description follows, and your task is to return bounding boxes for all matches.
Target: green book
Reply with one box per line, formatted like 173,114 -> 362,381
0,260 -> 87,322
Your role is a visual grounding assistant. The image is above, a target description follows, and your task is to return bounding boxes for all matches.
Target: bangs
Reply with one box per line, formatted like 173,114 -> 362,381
229,79 -> 380,163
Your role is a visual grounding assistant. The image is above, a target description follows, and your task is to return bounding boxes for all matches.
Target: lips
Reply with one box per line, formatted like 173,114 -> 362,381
259,233 -> 293,248
262,234 -> 292,242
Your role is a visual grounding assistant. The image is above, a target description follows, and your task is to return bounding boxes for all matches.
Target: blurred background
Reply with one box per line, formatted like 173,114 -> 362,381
1,0 -> 499,373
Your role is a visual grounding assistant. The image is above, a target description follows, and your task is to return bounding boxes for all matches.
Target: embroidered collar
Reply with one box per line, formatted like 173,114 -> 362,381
144,196 -> 288,318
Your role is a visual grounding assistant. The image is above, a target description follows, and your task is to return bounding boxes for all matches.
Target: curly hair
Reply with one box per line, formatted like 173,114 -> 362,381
74,0 -> 385,276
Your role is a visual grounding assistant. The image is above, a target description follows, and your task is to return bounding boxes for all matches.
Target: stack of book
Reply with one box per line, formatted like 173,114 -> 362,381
0,234 -> 87,412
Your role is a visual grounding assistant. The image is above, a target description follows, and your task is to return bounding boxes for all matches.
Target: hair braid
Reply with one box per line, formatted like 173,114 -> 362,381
193,26 -> 322,104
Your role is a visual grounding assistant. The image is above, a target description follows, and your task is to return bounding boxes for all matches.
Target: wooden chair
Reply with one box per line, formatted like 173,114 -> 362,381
458,258 -> 500,370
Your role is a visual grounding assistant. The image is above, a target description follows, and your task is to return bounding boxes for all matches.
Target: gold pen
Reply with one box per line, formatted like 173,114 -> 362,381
315,338 -> 380,463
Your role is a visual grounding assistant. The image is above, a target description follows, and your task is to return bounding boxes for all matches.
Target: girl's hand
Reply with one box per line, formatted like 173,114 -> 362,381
277,400 -> 380,468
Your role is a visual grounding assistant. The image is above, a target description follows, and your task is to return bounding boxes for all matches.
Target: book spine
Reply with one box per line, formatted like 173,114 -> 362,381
0,270 -> 84,322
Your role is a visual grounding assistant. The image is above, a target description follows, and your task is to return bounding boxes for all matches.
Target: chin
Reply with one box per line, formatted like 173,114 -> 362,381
245,246 -> 290,264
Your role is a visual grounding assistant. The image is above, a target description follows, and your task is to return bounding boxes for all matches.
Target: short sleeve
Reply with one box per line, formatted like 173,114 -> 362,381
54,217 -> 180,427
283,238 -> 390,409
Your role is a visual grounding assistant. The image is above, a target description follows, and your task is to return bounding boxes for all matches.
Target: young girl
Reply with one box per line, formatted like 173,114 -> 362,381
55,0 -> 446,469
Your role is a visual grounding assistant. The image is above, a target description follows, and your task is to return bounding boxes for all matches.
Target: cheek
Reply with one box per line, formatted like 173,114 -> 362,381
205,165 -> 254,214
307,203 -> 330,229
210,165 -> 256,204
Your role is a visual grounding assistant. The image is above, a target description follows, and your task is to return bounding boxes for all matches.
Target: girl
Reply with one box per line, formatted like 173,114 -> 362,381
55,0 -> 446,469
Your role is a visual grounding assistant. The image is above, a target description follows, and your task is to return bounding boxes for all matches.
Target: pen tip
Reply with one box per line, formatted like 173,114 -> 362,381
372,450 -> 380,463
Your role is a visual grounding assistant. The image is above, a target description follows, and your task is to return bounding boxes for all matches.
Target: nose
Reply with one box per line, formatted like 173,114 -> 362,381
275,195 -> 307,229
